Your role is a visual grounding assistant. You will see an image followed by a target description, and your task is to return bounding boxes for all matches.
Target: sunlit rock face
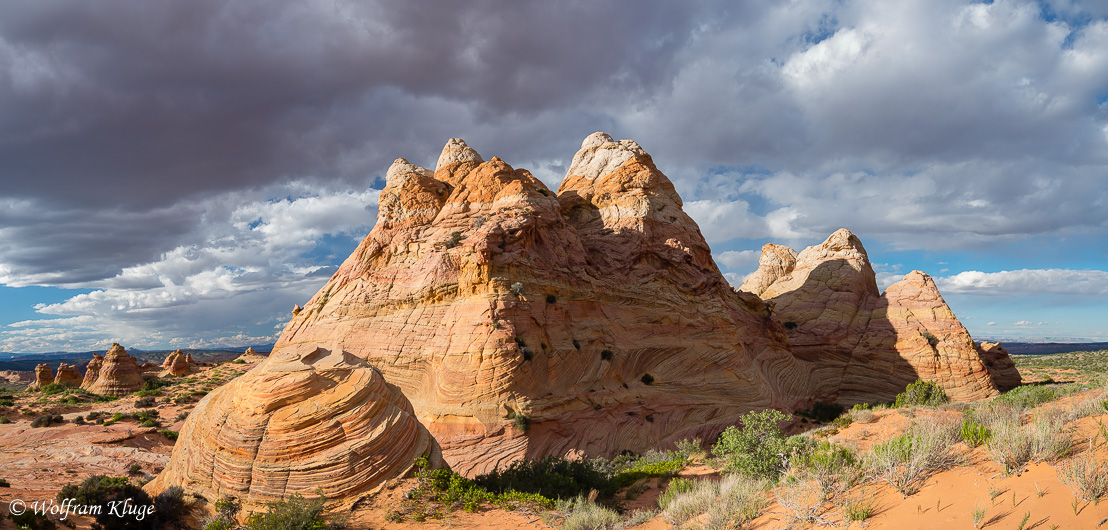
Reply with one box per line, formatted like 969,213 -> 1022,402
30,364 -> 52,389
80,343 -> 143,397
740,231 -> 1017,404
274,134 -> 809,476
145,343 -> 443,512
161,349 -> 197,377
53,363 -> 83,387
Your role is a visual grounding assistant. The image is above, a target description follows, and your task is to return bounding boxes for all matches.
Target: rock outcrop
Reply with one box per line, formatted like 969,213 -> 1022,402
161,349 -> 196,377
739,230 -> 1017,403
81,354 -> 104,389
274,133 -> 807,476
977,342 -> 1021,391
81,344 -> 144,396
234,347 -> 268,363
30,364 -> 53,389
53,363 -> 83,387
145,343 -> 442,512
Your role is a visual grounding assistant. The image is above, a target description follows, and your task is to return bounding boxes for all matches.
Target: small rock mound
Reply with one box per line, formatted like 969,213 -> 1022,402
146,343 -> 443,512
53,363 -> 83,387
81,344 -> 144,396
29,364 -> 53,389
161,349 -> 196,377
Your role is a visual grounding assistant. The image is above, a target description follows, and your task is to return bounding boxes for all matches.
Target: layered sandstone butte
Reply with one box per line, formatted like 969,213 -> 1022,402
274,133 -> 807,475
146,343 -> 442,511
81,354 -> 103,389
161,349 -> 196,377
53,363 -> 83,387
30,363 -> 53,389
739,229 -> 1018,403
81,343 -> 144,396
235,347 -> 268,363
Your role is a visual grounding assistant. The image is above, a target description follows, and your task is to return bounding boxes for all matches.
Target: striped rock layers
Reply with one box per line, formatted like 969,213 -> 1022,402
739,229 -> 1019,404
162,349 -> 197,377
274,133 -> 808,476
53,363 -> 83,387
81,343 -> 144,396
145,343 -> 442,512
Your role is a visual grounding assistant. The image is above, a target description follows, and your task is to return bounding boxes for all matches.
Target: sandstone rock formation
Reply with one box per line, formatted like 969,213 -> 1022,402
739,230 -> 1018,403
977,342 -> 1021,391
29,364 -> 53,389
146,343 -> 442,512
234,347 -> 268,363
274,134 -> 807,475
81,344 -> 144,396
81,354 -> 103,389
53,363 -> 83,387
161,349 -> 196,377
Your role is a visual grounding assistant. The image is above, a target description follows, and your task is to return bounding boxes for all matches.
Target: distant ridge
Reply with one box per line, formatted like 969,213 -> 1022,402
1001,342 -> 1108,355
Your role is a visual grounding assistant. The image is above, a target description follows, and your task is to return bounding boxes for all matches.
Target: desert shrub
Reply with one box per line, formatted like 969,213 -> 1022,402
56,475 -> 129,505
673,438 -> 706,461
661,475 -> 768,527
0,396 -> 15,407
0,478 -> 8,487
0,415 -> 9,424
849,408 -> 876,424
203,496 -> 241,530
510,282 -> 524,296
86,411 -> 104,420
7,511 -> 56,530
712,409 -> 790,479
37,382 -> 69,395
894,380 -> 949,408
791,441 -> 859,498
997,384 -> 1058,409
920,331 -> 939,347
556,494 -> 621,530
1058,453 -> 1108,502
961,417 -> 991,447
159,429 -> 179,441
142,379 -> 175,391
133,389 -> 160,397
506,411 -> 529,433
243,492 -> 336,530
867,418 -> 961,497
774,476 -> 826,525
31,414 -> 54,427
129,463 -> 143,475
475,455 -> 612,499
90,483 -> 155,529
135,396 -> 156,408
154,486 -> 193,530
844,495 -> 877,522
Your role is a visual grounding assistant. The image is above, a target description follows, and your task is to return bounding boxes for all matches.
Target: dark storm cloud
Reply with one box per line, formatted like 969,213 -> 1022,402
0,0 -> 701,208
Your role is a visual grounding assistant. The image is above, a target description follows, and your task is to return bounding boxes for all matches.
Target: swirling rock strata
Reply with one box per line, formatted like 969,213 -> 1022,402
145,343 -> 442,512
275,133 -> 807,475
81,344 -> 144,396
740,230 -> 1018,403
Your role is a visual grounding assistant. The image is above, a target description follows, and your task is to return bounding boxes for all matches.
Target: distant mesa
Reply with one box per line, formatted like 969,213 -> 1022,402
145,343 -> 442,512
155,133 -> 1019,508
81,343 -> 144,396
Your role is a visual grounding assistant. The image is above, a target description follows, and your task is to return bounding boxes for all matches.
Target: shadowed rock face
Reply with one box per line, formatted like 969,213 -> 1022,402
275,133 -> 808,475
81,354 -> 103,389
145,343 -> 443,512
53,363 -> 83,387
81,343 -> 144,396
740,230 -> 1019,404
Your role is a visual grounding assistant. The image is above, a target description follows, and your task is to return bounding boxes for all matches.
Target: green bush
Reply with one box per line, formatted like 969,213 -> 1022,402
508,412 -> 530,433
0,397 -> 15,407
960,417 -> 991,447
90,483 -> 155,529
7,511 -> 56,530
135,396 -> 157,408
31,414 -> 54,427
894,380 -> 949,408
142,379 -> 175,391
37,382 -> 70,395
657,477 -> 694,510
0,415 -> 11,424
56,475 -> 130,505
153,486 -> 193,529
920,332 -> 939,347
243,492 -> 336,530
159,429 -> 179,441
712,409 -> 790,479
997,385 -> 1058,409
474,455 -> 613,499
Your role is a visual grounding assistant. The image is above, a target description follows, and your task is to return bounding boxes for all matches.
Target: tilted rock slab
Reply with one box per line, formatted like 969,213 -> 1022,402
740,230 -> 1019,404
275,133 -> 807,476
146,343 -> 442,512
53,363 -> 83,387
81,343 -> 144,397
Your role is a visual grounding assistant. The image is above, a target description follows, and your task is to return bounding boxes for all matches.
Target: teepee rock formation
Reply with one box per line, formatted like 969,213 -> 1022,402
81,343 -> 144,396
740,230 -> 1018,403
30,364 -> 53,389
274,133 -> 808,475
53,363 -> 83,387
145,343 -> 442,512
161,349 -> 197,377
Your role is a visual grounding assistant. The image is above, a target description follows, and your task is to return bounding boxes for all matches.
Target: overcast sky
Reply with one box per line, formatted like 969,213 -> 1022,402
2,0 -> 1106,353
